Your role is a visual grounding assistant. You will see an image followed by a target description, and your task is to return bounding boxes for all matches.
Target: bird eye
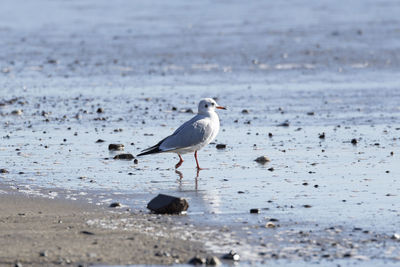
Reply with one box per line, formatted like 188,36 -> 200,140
211,103 -> 215,106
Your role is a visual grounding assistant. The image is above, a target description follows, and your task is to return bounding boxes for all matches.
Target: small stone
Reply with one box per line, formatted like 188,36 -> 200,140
216,144 -> 226,149
0,168 -> 8,174
188,256 -> 206,265
351,138 -> 358,145
241,109 -> 249,114
11,110 -> 23,115
80,230 -> 95,235
319,132 -> 325,139
267,167 -> 274,171
134,159 -> 138,164
268,133 -> 273,137
307,112 -> 315,116
108,144 -> 124,151
265,222 -> 276,228
277,121 -> 289,127
147,194 -> 189,214
113,153 -> 134,160
206,256 -> 221,266
39,251 -> 48,257
391,233 -> 400,240
96,108 -> 104,113
250,208 -> 260,214
222,251 -> 240,261
109,202 -> 121,208
303,204 -> 312,208
95,139 -> 105,143
255,156 -> 270,164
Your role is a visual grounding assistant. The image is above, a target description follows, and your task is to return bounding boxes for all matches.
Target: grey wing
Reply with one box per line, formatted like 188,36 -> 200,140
159,116 -> 213,151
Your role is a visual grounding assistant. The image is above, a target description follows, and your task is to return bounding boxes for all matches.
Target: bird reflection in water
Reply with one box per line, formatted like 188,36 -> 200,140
175,169 -> 200,191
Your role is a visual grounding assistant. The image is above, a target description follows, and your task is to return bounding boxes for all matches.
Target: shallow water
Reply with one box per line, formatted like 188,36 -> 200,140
1,0 -> 400,264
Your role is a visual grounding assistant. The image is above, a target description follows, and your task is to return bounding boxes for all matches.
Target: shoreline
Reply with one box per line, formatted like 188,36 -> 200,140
0,187 -> 209,266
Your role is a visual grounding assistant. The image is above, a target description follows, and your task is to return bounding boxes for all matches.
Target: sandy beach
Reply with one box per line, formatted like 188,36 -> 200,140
0,191 -> 209,266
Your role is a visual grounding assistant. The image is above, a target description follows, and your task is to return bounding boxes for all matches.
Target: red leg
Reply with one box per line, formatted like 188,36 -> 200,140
175,154 -> 184,169
194,151 -> 202,170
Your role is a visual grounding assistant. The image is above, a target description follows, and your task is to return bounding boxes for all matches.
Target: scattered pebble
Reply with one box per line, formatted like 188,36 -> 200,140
319,132 -> 325,139
80,230 -> 95,235
113,153 -> 134,160
11,110 -> 23,115
241,109 -> 249,114
255,156 -> 270,164
222,251 -> 240,261
215,144 -> 226,149
265,222 -> 276,228
108,144 -> 124,151
250,208 -> 260,214
0,168 -> 8,174
391,233 -> 400,240
188,256 -> 206,265
95,139 -> 105,143
109,202 -> 121,208
277,121 -> 290,127
96,107 -> 104,113
206,256 -> 221,266
351,138 -> 358,145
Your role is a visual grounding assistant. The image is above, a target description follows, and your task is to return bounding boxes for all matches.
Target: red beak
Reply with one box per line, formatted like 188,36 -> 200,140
216,106 -> 227,110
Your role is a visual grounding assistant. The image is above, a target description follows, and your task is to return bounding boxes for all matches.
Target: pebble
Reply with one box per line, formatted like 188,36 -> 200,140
391,233 -> 400,240
95,139 -> 105,143
113,153 -> 134,160
250,208 -> 260,214
96,107 -> 104,113
147,194 -> 189,214
109,202 -> 121,208
319,132 -> 325,139
351,138 -> 358,145
108,144 -> 124,151
255,156 -> 270,164
11,109 -> 23,115
277,121 -> 290,127
222,251 -> 240,261
241,109 -> 249,114
265,222 -> 276,228
206,256 -> 221,266
0,168 -> 9,173
215,144 -> 226,149
188,256 -> 206,265
80,230 -> 95,235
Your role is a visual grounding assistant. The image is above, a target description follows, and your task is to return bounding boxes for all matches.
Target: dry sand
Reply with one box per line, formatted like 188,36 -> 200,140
0,192 -> 208,266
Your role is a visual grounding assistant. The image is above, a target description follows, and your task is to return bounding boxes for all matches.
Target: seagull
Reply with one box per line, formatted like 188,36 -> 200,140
137,98 -> 226,169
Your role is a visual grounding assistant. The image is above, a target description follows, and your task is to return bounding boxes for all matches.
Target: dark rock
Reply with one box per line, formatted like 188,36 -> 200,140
188,256 -> 206,265
222,251 -> 240,261
108,144 -> 124,151
206,256 -> 221,265
109,202 -> 121,208
255,156 -> 270,164
303,204 -> 312,208
96,108 -> 104,113
216,144 -> 226,149
277,121 -> 290,127
39,251 -> 48,257
268,167 -> 274,171
307,112 -> 315,116
80,230 -> 95,235
319,132 -> 325,139
95,139 -> 105,143
351,138 -> 358,145
134,159 -> 138,164
0,168 -> 9,174
241,109 -> 249,114
237,191 -> 245,194
391,233 -> 400,240
147,194 -> 189,214
113,153 -> 134,160
268,133 -> 273,137
250,208 -> 260,214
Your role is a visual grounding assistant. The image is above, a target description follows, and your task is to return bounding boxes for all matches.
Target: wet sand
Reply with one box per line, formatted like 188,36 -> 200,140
0,191 -> 207,266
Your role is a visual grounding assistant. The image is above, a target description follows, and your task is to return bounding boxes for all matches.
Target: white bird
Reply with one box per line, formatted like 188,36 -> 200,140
137,98 -> 226,169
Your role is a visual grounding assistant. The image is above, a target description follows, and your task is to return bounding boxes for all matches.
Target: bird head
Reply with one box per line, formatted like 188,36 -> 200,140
198,98 -> 226,114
